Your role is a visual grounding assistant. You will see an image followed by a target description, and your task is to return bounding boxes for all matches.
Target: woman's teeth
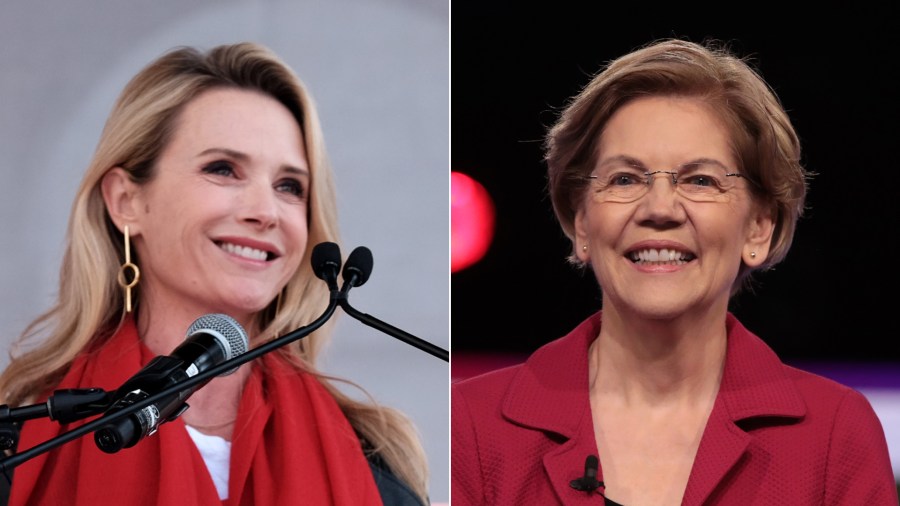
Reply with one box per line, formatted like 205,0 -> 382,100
219,242 -> 269,261
629,248 -> 694,264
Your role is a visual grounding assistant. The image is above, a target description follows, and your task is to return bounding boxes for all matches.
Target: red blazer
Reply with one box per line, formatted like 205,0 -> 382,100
452,312 -> 898,505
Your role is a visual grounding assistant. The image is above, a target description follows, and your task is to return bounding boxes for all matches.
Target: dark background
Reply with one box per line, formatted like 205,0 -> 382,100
451,8 -> 900,366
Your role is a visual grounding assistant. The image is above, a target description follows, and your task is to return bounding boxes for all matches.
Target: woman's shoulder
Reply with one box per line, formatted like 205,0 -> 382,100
367,457 -> 427,506
453,361 -> 523,395
452,360 -> 525,432
783,364 -> 882,419
782,366 -> 897,500
453,313 -> 599,414
727,317 -> 883,423
784,367 -> 889,449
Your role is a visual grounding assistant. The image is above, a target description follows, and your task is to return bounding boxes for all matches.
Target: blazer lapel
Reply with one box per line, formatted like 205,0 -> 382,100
681,396 -> 752,505
497,312 -> 806,505
683,314 -> 806,505
544,429 -> 608,504
503,313 -> 605,504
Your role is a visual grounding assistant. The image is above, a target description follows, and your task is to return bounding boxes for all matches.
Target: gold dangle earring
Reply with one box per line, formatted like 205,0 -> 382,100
117,225 -> 141,313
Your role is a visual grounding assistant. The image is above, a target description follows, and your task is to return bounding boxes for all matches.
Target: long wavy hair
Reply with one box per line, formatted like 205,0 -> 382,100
0,42 -> 428,503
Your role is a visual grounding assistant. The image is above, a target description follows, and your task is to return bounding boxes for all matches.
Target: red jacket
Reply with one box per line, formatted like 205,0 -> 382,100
452,312 -> 898,505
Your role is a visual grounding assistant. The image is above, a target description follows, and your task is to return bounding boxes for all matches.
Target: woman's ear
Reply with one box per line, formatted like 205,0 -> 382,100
573,207 -> 590,263
100,168 -> 141,233
743,207 -> 775,267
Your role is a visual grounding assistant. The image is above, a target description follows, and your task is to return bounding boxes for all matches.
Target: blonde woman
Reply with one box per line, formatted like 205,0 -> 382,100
1,42 -> 428,505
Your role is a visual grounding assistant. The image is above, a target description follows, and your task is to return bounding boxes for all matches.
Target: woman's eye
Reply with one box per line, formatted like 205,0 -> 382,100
682,174 -> 717,188
276,179 -> 305,197
610,173 -> 639,186
202,161 -> 235,177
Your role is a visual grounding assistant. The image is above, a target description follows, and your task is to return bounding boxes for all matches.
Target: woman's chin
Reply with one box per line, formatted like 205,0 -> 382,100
612,295 -> 696,322
209,293 -> 277,320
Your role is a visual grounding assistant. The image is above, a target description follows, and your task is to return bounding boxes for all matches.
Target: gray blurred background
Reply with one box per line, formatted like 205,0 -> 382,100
0,1 -> 448,502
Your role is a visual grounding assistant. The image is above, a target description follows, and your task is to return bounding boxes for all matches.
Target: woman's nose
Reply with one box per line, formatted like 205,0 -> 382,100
634,172 -> 686,226
239,181 -> 278,229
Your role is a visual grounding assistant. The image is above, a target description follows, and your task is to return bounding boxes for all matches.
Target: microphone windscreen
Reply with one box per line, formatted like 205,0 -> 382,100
185,313 -> 249,376
343,246 -> 373,287
186,313 -> 249,358
311,242 -> 341,280
585,455 -> 599,475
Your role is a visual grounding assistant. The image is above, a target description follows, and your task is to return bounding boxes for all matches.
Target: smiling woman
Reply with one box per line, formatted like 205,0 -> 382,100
101,88 -> 311,325
0,42 -> 428,506
451,38 -> 898,505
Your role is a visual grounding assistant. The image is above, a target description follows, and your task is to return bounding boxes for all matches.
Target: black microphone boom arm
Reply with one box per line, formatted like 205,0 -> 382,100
336,244 -> 448,362
338,300 -> 448,361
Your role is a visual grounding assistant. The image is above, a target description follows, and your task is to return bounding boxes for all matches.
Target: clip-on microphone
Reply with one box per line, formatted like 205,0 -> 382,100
570,455 -> 602,493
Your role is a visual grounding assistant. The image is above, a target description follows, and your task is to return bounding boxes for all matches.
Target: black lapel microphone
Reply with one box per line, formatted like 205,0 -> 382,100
570,454 -> 602,493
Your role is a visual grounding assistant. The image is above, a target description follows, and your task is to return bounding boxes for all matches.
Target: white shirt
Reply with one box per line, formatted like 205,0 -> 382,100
185,425 -> 231,500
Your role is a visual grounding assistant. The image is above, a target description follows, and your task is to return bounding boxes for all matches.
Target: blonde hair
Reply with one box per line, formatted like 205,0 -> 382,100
0,42 -> 428,503
545,38 -> 810,292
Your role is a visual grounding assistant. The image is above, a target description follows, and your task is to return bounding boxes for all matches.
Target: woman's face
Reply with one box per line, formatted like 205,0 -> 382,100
127,87 -> 309,322
574,96 -> 772,321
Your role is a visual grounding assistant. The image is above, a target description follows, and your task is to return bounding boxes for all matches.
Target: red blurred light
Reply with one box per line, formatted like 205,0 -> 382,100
451,171 -> 495,272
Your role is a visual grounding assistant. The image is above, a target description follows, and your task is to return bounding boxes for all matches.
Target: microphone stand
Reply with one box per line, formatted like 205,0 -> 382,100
336,297 -> 448,362
335,245 -> 449,362
0,292 -> 340,475
0,388 -> 111,451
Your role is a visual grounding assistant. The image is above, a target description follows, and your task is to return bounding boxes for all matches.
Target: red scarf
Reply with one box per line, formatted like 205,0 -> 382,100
9,318 -> 384,505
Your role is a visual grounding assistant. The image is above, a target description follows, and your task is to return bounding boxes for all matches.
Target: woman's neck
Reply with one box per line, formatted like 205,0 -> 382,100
589,305 -> 728,407
135,289 -> 255,357
133,295 -> 254,441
